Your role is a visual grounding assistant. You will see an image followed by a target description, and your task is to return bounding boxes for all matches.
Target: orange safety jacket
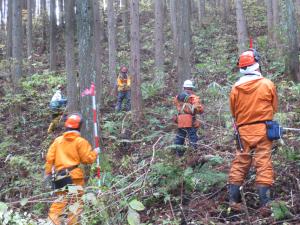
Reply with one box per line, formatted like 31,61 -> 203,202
230,76 -> 278,128
117,74 -> 131,92
174,90 -> 204,128
45,131 -> 97,180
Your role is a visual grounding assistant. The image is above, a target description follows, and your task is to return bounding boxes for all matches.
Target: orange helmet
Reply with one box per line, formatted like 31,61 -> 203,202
120,66 -> 128,73
65,113 -> 82,129
238,49 -> 260,68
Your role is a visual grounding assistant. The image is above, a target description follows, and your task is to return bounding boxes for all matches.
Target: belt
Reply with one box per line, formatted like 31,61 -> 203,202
57,165 -> 79,173
238,121 -> 266,128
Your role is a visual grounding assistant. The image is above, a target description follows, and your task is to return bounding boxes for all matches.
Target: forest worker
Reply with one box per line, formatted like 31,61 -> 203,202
47,85 -> 67,133
173,80 -> 204,157
228,49 -> 278,213
115,65 -> 131,112
45,113 -> 100,225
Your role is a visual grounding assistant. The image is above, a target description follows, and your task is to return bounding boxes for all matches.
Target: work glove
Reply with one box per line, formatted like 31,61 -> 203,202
177,92 -> 190,102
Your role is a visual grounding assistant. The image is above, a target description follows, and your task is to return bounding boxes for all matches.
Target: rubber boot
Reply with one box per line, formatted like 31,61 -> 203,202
258,185 -> 271,217
228,184 -> 242,211
258,186 -> 270,207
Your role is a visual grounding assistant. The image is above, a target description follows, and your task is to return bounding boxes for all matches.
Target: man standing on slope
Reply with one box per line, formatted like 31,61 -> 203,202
228,49 -> 278,213
115,65 -> 131,112
173,80 -> 204,157
45,113 -> 99,224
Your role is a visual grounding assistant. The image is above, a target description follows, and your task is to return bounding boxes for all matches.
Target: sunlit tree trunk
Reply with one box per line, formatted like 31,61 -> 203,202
284,0 -> 300,82
50,0 -> 57,71
235,0 -> 248,54
107,0 -> 117,87
76,0 -> 95,143
130,0 -> 142,122
65,0 -> 78,112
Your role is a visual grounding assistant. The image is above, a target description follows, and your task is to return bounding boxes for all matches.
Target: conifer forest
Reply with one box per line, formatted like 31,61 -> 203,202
0,0 -> 300,224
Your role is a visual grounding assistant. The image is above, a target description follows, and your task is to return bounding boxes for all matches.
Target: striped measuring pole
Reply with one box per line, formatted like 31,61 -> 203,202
82,82 -> 101,187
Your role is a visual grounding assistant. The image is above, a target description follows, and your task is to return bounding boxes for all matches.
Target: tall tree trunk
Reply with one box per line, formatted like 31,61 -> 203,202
6,0 -> 12,58
265,0 -> 273,46
285,0 -> 300,82
272,0 -> 279,48
92,0 -> 104,109
50,0 -> 57,71
154,0 -> 164,75
130,0 -> 142,122
223,0 -> 230,23
65,0 -> 78,112
58,0 -> 64,27
170,0 -> 178,66
27,0 -> 33,74
176,0 -> 191,89
76,0 -> 95,143
197,0 -> 205,26
41,0 -> 47,54
235,0 -> 248,54
12,0 -> 23,89
107,0 -> 117,87
120,0 -> 129,42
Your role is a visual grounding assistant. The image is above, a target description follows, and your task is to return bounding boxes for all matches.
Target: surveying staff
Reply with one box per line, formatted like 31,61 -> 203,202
173,80 -> 204,156
45,113 -> 99,225
115,65 -> 131,112
48,85 -> 67,133
228,49 -> 278,212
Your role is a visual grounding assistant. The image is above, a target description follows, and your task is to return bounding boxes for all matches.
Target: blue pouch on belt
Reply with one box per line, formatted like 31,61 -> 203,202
265,120 -> 283,140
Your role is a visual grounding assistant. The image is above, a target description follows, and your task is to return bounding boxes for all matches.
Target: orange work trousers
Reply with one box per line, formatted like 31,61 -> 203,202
228,124 -> 274,186
48,179 -> 84,225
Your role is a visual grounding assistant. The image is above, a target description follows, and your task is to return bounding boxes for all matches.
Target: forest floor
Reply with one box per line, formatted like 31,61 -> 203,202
1,5 -> 300,225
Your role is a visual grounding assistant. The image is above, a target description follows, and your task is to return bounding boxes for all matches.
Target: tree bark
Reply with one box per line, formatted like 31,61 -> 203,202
107,0 -> 117,87
235,0 -> 248,54
6,0 -> 12,58
130,0 -> 142,122
176,0 -> 191,89
223,0 -> 230,23
285,0 -> 300,82
92,0 -> 104,109
154,0 -> 164,75
272,0 -> 279,48
120,0 -> 129,42
170,0 -> 178,66
58,0 -> 64,27
265,0 -> 273,46
12,0 -> 23,89
27,0 -> 33,74
197,0 -> 205,26
76,0 -> 96,143
65,0 -> 78,112
40,0 -> 47,54
50,0 -> 57,71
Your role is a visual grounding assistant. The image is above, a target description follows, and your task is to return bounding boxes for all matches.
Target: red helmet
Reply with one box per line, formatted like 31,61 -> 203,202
238,49 -> 260,68
65,113 -> 82,129
120,66 -> 128,73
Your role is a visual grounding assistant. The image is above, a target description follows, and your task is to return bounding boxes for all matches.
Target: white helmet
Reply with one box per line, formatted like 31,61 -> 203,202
183,80 -> 194,88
